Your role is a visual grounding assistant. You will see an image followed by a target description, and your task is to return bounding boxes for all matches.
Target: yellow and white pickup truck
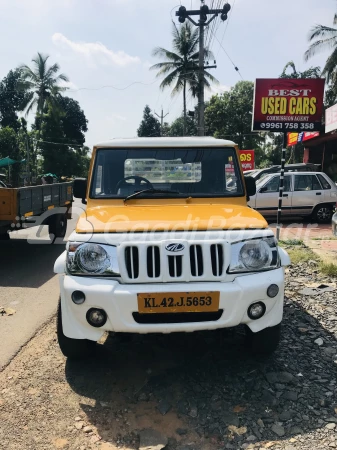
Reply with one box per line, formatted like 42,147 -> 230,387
54,137 -> 290,359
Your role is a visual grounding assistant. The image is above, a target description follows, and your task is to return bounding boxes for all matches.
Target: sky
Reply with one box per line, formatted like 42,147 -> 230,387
0,0 -> 334,148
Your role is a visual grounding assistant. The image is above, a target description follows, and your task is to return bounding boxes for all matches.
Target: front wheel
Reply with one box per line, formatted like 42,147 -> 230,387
245,324 -> 281,355
57,299 -> 96,359
312,204 -> 333,224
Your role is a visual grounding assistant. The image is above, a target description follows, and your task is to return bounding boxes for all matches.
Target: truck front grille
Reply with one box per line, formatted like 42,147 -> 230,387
121,242 -> 227,283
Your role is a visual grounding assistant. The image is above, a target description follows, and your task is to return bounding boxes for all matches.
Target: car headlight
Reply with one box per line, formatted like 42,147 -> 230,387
66,242 -> 120,276
228,237 -> 279,273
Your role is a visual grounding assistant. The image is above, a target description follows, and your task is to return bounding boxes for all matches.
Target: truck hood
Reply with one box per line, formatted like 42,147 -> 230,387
76,203 -> 267,233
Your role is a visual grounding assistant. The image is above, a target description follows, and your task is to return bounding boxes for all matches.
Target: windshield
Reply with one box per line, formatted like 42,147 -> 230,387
90,147 -> 244,199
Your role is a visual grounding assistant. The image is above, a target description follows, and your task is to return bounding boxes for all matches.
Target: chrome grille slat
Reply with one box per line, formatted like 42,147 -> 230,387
130,247 -> 135,279
125,246 -> 139,279
210,244 -> 224,276
152,246 -> 155,278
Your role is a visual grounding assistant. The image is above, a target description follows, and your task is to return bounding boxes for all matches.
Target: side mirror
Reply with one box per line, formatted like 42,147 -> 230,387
259,186 -> 268,193
244,176 -> 256,200
73,178 -> 87,202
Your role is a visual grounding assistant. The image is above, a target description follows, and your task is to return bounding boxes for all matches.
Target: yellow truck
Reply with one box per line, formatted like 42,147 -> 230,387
54,137 -> 290,359
0,182 -> 73,241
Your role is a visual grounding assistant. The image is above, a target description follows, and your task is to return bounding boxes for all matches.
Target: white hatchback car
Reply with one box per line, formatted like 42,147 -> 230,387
248,172 -> 337,223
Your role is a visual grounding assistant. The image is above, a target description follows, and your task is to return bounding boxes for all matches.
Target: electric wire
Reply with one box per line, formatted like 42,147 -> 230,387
211,31 -> 243,79
33,139 -> 85,148
67,78 -> 159,92
216,0 -> 236,59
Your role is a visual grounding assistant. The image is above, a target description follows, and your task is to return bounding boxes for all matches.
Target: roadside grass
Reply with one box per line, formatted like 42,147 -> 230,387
311,237 -> 337,241
279,239 -> 303,246
320,263 -> 337,277
279,241 -> 337,277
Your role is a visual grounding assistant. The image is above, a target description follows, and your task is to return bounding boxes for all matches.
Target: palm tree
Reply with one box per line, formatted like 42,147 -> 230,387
150,22 -> 218,135
19,53 -> 69,118
280,61 -> 321,79
304,16 -> 337,84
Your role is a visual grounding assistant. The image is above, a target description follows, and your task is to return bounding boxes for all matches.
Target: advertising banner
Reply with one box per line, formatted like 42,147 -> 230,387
287,131 -> 319,146
325,103 -> 337,133
239,150 -> 255,171
252,78 -> 325,132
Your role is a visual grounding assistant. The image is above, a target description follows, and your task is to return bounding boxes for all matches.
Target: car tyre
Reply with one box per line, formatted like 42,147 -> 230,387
312,204 -> 333,224
245,323 -> 281,355
57,298 -> 96,360
49,214 -> 67,242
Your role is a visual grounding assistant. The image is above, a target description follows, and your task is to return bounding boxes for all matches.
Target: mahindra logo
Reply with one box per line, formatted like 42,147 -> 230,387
165,243 -> 185,252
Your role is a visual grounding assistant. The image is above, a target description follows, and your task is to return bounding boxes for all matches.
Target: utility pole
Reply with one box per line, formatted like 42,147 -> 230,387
25,135 -> 30,186
155,108 -> 169,136
176,2 -> 231,136
198,17 -> 205,137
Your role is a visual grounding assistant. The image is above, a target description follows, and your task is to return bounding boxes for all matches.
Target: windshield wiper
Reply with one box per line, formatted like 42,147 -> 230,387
124,188 -> 180,203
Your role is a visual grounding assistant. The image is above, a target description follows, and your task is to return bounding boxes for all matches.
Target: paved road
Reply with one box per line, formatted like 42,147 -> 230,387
0,199 -> 85,370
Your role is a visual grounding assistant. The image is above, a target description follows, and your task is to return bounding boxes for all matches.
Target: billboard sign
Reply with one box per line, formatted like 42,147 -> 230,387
325,103 -> 337,133
239,150 -> 255,171
252,78 -> 325,132
287,132 -> 319,146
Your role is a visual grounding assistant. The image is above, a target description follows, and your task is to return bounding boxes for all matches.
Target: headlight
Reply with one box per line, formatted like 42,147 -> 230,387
67,242 -> 120,276
228,237 -> 279,273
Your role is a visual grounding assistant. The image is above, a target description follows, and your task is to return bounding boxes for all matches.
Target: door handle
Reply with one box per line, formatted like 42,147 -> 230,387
316,192 -> 322,195
283,194 -> 288,197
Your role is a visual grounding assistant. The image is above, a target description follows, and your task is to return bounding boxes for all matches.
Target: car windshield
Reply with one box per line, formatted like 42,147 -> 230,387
90,147 -> 244,199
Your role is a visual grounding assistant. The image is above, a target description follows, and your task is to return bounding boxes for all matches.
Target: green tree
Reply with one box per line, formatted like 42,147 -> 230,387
305,15 -> 337,105
0,127 -> 23,186
0,69 -> 29,131
137,105 -> 161,137
280,61 -> 321,79
19,53 -> 68,118
168,115 -> 197,136
40,97 -> 89,177
151,22 -> 217,135
205,81 -> 262,150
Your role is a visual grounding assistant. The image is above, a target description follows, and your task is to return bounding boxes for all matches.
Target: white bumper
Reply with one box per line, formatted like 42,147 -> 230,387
59,268 -> 285,341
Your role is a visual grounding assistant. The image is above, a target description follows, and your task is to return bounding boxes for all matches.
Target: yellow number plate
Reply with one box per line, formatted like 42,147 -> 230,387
137,292 -> 220,314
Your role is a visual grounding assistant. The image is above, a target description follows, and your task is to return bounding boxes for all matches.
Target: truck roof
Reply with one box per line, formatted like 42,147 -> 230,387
95,137 -> 236,149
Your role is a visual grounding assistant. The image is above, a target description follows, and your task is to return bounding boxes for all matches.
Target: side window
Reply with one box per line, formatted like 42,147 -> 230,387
260,176 -> 290,193
94,164 -> 103,194
261,176 -> 279,193
317,174 -> 332,190
294,175 -> 322,191
284,176 -> 291,192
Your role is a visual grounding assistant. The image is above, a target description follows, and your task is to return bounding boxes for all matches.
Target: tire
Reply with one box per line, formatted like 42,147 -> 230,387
49,214 -> 67,242
245,324 -> 281,355
312,204 -> 333,224
57,299 -> 96,360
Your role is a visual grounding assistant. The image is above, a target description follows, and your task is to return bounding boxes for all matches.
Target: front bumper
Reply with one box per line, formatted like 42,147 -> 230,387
332,212 -> 337,237
59,268 -> 285,341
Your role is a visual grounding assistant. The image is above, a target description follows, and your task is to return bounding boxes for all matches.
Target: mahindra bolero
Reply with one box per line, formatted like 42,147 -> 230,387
54,137 -> 290,359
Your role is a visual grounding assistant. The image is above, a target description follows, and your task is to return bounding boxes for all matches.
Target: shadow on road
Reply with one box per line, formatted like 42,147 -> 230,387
0,238 -> 65,288
64,300 -> 337,449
